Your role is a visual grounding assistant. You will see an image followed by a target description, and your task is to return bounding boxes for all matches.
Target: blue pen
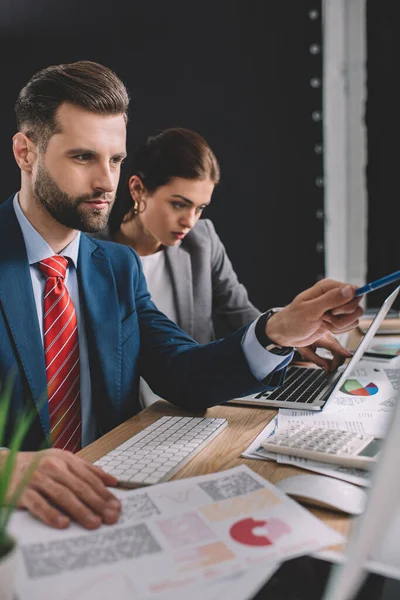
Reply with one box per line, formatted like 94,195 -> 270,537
354,270 -> 400,297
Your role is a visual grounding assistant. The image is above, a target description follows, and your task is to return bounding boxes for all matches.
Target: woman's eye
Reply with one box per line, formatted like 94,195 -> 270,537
172,202 -> 186,209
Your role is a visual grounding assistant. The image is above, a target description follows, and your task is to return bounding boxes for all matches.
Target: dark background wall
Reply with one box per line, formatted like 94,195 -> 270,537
366,0 -> 400,309
0,0 -> 324,309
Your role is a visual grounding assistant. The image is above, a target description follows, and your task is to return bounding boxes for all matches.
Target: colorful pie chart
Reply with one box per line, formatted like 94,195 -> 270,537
340,379 -> 379,396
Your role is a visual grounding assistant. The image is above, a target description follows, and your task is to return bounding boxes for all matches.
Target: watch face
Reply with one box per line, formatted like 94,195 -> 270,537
266,343 -> 280,352
266,344 -> 292,356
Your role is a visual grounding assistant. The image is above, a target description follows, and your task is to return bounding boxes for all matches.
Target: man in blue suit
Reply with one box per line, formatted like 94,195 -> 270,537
0,61 -> 362,530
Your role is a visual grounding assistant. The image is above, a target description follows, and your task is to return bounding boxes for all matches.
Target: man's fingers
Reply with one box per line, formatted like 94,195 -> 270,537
30,474 -> 102,529
307,285 -> 356,317
297,347 -> 330,372
42,457 -> 121,526
65,453 -> 119,488
86,462 -> 119,487
48,465 -> 120,524
71,460 -> 120,501
295,279 -> 345,301
69,463 -> 121,512
316,335 -> 352,358
16,452 -> 121,529
297,332 -> 351,373
324,318 -> 360,335
322,307 -> 363,330
330,297 -> 363,316
330,352 -> 348,372
316,336 -> 349,372
290,324 -> 330,348
19,488 -> 70,529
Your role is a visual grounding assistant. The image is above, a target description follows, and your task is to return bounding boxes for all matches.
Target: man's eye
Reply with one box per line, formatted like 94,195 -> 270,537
74,154 -> 92,161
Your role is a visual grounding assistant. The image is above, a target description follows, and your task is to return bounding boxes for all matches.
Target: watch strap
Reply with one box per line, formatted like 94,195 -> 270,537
255,310 -> 293,355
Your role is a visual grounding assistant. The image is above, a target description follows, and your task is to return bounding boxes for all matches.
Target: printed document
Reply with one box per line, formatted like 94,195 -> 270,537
277,409 -> 392,438
325,365 -> 396,412
10,465 -> 342,600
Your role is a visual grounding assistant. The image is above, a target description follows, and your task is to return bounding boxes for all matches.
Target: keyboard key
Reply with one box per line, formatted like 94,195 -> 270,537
144,476 -> 162,484
129,474 -> 148,483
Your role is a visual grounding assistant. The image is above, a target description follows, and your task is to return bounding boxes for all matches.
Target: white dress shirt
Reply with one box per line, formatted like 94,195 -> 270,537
13,194 -> 96,446
140,250 -> 178,323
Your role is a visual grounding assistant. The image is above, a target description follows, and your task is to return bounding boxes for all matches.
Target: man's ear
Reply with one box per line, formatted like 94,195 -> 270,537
12,132 -> 37,173
128,175 -> 145,202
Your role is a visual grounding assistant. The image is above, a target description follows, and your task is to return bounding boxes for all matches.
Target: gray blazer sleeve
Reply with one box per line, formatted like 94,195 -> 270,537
205,220 -> 262,337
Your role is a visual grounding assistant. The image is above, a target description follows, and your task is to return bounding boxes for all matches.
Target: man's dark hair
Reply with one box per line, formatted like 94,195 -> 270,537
15,60 -> 129,149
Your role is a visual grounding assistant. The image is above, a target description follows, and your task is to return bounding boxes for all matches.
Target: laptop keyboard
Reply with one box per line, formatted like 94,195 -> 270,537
256,366 -> 340,404
94,416 -> 227,486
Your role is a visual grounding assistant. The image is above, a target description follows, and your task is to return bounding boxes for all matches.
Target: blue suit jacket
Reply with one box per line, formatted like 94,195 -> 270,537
0,195 -> 273,450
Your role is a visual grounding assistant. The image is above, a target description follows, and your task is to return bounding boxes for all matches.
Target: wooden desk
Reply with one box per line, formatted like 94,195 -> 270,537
79,400 -> 351,541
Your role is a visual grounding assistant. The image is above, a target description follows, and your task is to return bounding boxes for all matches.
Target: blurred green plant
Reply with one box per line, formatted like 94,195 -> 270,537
0,375 -> 38,558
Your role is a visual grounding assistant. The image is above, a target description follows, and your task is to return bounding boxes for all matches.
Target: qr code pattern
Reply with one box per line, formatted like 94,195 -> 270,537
385,369 -> 400,391
22,523 -> 162,579
118,492 -> 160,525
198,472 -> 263,501
380,397 -> 397,409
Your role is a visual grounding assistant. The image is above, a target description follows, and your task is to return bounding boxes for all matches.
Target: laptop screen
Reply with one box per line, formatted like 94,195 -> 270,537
323,286 -> 400,410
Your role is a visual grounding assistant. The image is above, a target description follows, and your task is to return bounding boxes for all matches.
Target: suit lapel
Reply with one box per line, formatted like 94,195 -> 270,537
165,245 -> 194,337
78,235 -> 122,414
0,197 -> 49,437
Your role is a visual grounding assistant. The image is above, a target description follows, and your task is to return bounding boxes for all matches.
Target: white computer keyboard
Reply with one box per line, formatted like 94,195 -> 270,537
94,416 -> 228,486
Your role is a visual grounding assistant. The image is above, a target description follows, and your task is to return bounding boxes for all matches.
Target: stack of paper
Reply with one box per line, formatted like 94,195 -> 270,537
242,361 -> 398,488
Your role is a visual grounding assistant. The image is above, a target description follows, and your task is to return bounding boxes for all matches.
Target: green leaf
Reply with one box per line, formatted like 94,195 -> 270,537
0,454 -> 40,536
0,373 -> 14,449
0,374 -> 44,546
0,405 -> 36,502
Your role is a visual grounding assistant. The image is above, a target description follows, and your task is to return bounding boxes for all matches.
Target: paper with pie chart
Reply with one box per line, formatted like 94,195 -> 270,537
10,465 -> 342,600
328,366 -> 397,411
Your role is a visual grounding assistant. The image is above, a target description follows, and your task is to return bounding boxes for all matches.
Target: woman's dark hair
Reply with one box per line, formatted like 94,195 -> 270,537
15,60 -> 129,149
109,127 -> 220,234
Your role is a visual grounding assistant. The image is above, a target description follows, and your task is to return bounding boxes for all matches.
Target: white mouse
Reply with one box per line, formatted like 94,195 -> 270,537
276,474 -> 367,515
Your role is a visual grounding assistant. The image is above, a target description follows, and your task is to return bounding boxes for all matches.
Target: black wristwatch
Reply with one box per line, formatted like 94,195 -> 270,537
255,309 -> 293,356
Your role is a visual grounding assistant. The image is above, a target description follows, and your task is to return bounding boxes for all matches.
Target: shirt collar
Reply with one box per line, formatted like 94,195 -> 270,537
13,192 -> 81,268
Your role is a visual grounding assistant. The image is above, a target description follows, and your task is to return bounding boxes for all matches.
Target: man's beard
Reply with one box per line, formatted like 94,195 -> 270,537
33,162 -> 114,233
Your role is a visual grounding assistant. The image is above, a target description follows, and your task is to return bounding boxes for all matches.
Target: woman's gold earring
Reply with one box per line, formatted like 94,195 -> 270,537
132,199 -> 139,215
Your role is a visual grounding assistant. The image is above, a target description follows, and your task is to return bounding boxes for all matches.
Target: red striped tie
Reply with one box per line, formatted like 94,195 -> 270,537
38,256 -> 82,452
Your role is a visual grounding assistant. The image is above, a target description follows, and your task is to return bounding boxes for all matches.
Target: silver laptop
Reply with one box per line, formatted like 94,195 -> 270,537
230,286 -> 400,411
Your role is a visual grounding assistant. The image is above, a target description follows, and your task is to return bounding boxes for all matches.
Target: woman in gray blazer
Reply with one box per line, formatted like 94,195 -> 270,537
96,127 -> 261,344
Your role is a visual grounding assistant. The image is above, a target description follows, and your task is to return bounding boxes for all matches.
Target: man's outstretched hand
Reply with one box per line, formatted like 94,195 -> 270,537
265,279 -> 363,365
